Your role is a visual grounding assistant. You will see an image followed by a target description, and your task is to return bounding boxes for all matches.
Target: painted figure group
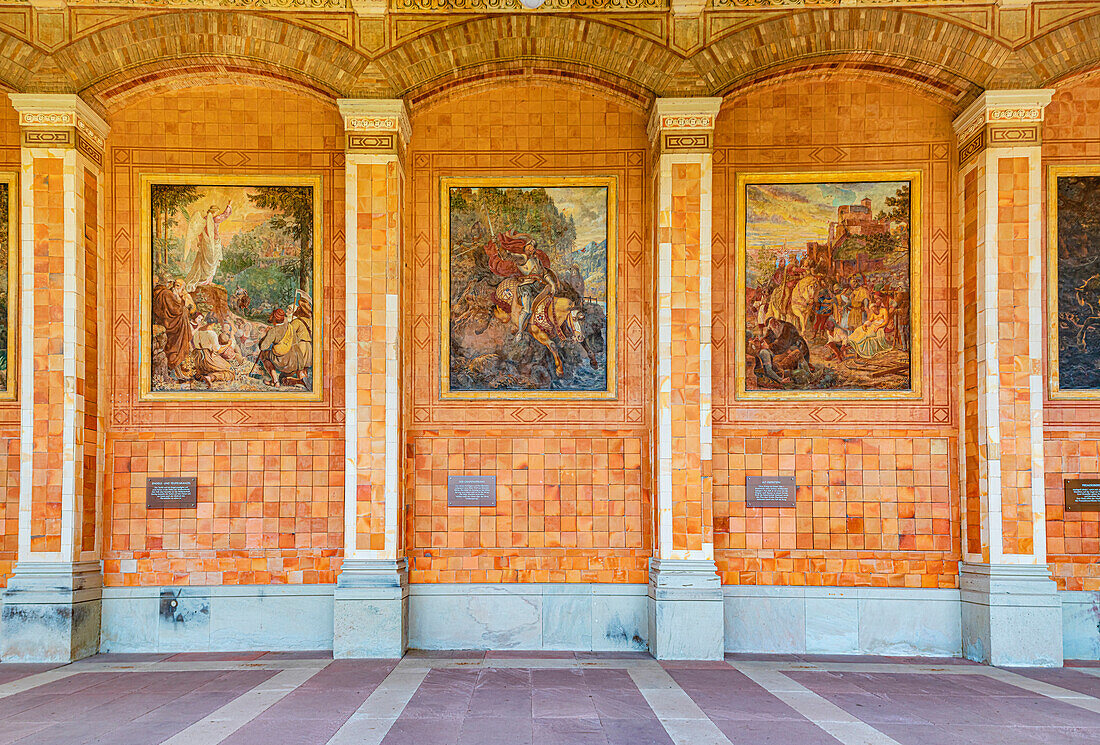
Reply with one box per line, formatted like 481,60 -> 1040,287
150,276 -> 313,391
748,254 -> 910,387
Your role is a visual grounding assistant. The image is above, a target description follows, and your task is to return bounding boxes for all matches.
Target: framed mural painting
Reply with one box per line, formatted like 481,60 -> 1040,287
1049,166 -> 1100,398
139,174 -> 322,401
735,171 -> 922,400
0,173 -> 15,401
440,177 -> 617,399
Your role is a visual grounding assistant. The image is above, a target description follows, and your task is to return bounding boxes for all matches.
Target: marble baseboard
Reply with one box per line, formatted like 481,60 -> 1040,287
1059,591 -> 1100,661
723,586 -> 963,657
100,585 -> 334,653
408,584 -> 648,652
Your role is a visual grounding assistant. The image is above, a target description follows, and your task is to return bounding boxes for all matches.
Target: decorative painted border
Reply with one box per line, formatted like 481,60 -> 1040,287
138,173 -> 324,402
439,175 -> 618,400
0,173 -> 16,402
734,169 -> 924,401
1047,165 -> 1100,400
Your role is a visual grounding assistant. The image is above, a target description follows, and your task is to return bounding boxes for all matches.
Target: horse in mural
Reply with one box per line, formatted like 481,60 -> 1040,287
767,274 -> 824,336
491,277 -> 598,378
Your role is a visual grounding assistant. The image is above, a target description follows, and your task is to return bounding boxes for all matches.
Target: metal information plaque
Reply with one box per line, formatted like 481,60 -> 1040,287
448,475 -> 497,507
1064,479 -> 1100,512
146,477 -> 198,509
746,476 -> 796,508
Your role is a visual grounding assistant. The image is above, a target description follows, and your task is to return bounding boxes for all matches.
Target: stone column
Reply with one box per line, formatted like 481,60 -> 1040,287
333,99 -> 409,658
1,94 -> 108,662
954,89 -> 1062,666
647,97 -> 725,660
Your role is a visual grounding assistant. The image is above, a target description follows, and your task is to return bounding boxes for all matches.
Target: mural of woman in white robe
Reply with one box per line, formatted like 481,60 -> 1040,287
182,203 -> 232,290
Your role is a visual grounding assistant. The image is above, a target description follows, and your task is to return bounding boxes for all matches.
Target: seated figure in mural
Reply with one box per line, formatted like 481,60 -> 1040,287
847,300 -> 893,358
192,320 -> 236,387
151,277 -> 195,378
257,290 -> 313,388
483,231 -> 561,341
182,203 -> 232,291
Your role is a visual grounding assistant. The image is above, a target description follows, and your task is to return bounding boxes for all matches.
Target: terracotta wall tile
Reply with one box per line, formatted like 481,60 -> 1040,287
711,78 -> 960,587
406,82 -> 653,582
103,86 -> 345,585
1043,80 -> 1100,589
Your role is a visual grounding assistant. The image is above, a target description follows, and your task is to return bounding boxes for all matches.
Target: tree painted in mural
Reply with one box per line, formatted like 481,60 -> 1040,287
147,181 -> 317,396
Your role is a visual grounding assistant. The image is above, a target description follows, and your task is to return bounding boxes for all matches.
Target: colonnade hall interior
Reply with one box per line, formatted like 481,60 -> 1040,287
0,0 -> 1098,668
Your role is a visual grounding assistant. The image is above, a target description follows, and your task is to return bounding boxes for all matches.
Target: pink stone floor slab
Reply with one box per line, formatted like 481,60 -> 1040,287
0,654 -> 1098,744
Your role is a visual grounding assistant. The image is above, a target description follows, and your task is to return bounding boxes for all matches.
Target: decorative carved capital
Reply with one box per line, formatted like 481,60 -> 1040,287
952,89 -> 1053,145
647,97 -> 722,155
338,98 -> 411,154
8,93 -> 110,161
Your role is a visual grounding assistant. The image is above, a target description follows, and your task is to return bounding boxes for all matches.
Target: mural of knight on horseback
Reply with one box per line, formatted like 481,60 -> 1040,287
443,180 -> 614,395
741,176 -> 918,394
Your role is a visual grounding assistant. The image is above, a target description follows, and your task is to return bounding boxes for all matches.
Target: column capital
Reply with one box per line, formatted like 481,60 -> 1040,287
952,89 -> 1054,163
647,97 -> 723,153
337,98 -> 411,155
8,93 -> 109,145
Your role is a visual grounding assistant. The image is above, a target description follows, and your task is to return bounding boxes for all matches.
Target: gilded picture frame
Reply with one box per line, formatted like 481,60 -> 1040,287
440,176 -> 618,400
1048,165 -> 1100,399
735,170 -> 923,401
139,174 -> 323,402
0,172 -> 17,402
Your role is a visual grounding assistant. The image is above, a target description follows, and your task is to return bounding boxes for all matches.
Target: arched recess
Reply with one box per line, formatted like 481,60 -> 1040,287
50,12 -> 367,108
697,8 -> 1016,107
372,13 -> 683,99
1019,13 -> 1100,88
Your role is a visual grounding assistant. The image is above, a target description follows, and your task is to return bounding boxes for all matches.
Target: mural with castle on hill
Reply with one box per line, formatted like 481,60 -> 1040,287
740,176 -> 918,396
142,178 -> 321,399
0,177 -> 11,399
442,179 -> 615,398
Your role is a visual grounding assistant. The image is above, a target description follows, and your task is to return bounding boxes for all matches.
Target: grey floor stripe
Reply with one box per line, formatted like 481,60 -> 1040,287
627,664 -> 733,745
0,668 -> 80,700
158,666 -> 325,745
983,667 -> 1100,712
734,665 -> 903,745
324,660 -> 430,745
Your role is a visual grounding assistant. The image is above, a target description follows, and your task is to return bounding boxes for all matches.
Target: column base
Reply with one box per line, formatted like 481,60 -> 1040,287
647,558 -> 724,660
960,562 -> 1063,667
333,558 -> 408,658
1,561 -> 103,663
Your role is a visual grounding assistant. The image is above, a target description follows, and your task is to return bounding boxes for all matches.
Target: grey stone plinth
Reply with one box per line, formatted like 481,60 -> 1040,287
647,558 -> 724,660
1,561 -> 103,663
960,562 -> 1063,667
333,558 -> 408,658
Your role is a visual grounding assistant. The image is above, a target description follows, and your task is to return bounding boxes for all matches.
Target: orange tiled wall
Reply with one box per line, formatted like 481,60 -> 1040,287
405,81 -> 654,583
1043,80 -> 1100,591
0,98 -> 18,586
711,78 -> 961,587
962,169 -> 982,558
103,86 -> 346,586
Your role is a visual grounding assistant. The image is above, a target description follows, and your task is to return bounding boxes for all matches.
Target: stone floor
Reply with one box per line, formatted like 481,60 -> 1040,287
0,652 -> 1099,744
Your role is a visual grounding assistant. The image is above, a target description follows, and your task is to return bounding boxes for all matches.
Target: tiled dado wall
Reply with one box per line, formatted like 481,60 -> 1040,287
711,79 -> 961,588
0,98 -> 19,588
1043,80 -> 1100,592
103,87 -> 346,586
404,82 -> 654,583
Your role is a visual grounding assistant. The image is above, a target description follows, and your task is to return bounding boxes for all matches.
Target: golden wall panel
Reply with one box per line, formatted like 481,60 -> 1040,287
0,98 -> 18,585
405,81 -> 653,583
712,78 -> 961,587
1042,79 -> 1100,590
103,86 -> 346,585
